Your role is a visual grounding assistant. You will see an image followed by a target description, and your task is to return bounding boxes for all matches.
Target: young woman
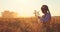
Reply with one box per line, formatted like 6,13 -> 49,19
38,5 -> 51,32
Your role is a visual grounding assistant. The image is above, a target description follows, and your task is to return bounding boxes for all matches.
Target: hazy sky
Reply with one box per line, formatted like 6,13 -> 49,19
0,0 -> 60,17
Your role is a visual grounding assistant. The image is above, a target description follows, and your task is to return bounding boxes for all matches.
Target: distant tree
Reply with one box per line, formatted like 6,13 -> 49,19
1,10 -> 18,18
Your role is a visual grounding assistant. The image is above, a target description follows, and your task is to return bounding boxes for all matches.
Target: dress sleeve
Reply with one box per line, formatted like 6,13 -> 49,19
41,13 -> 51,22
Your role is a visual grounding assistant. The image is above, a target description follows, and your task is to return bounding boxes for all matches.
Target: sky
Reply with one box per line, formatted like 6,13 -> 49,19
0,0 -> 60,17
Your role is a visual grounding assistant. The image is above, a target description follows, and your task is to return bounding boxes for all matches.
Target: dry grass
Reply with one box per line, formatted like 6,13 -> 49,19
0,16 -> 60,32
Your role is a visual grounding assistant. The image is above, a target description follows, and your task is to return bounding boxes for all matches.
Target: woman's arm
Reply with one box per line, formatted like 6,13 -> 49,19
41,13 -> 51,22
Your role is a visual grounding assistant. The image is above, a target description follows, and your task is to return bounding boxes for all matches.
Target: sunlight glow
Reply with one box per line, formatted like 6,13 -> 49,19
0,0 -> 60,17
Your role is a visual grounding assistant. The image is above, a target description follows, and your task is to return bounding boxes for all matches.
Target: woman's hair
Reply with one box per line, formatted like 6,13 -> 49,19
41,5 -> 49,13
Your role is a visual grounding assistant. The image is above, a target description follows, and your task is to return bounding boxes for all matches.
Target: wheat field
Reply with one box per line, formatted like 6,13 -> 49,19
0,16 -> 60,32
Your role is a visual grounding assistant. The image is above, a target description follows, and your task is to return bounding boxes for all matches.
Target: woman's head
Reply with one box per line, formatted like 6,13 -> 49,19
41,5 -> 49,14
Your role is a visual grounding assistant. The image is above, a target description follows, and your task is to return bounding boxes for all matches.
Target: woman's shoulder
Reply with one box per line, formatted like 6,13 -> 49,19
46,12 -> 51,17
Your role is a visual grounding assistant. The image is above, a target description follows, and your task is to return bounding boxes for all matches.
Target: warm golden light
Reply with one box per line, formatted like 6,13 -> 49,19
0,0 -> 60,17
